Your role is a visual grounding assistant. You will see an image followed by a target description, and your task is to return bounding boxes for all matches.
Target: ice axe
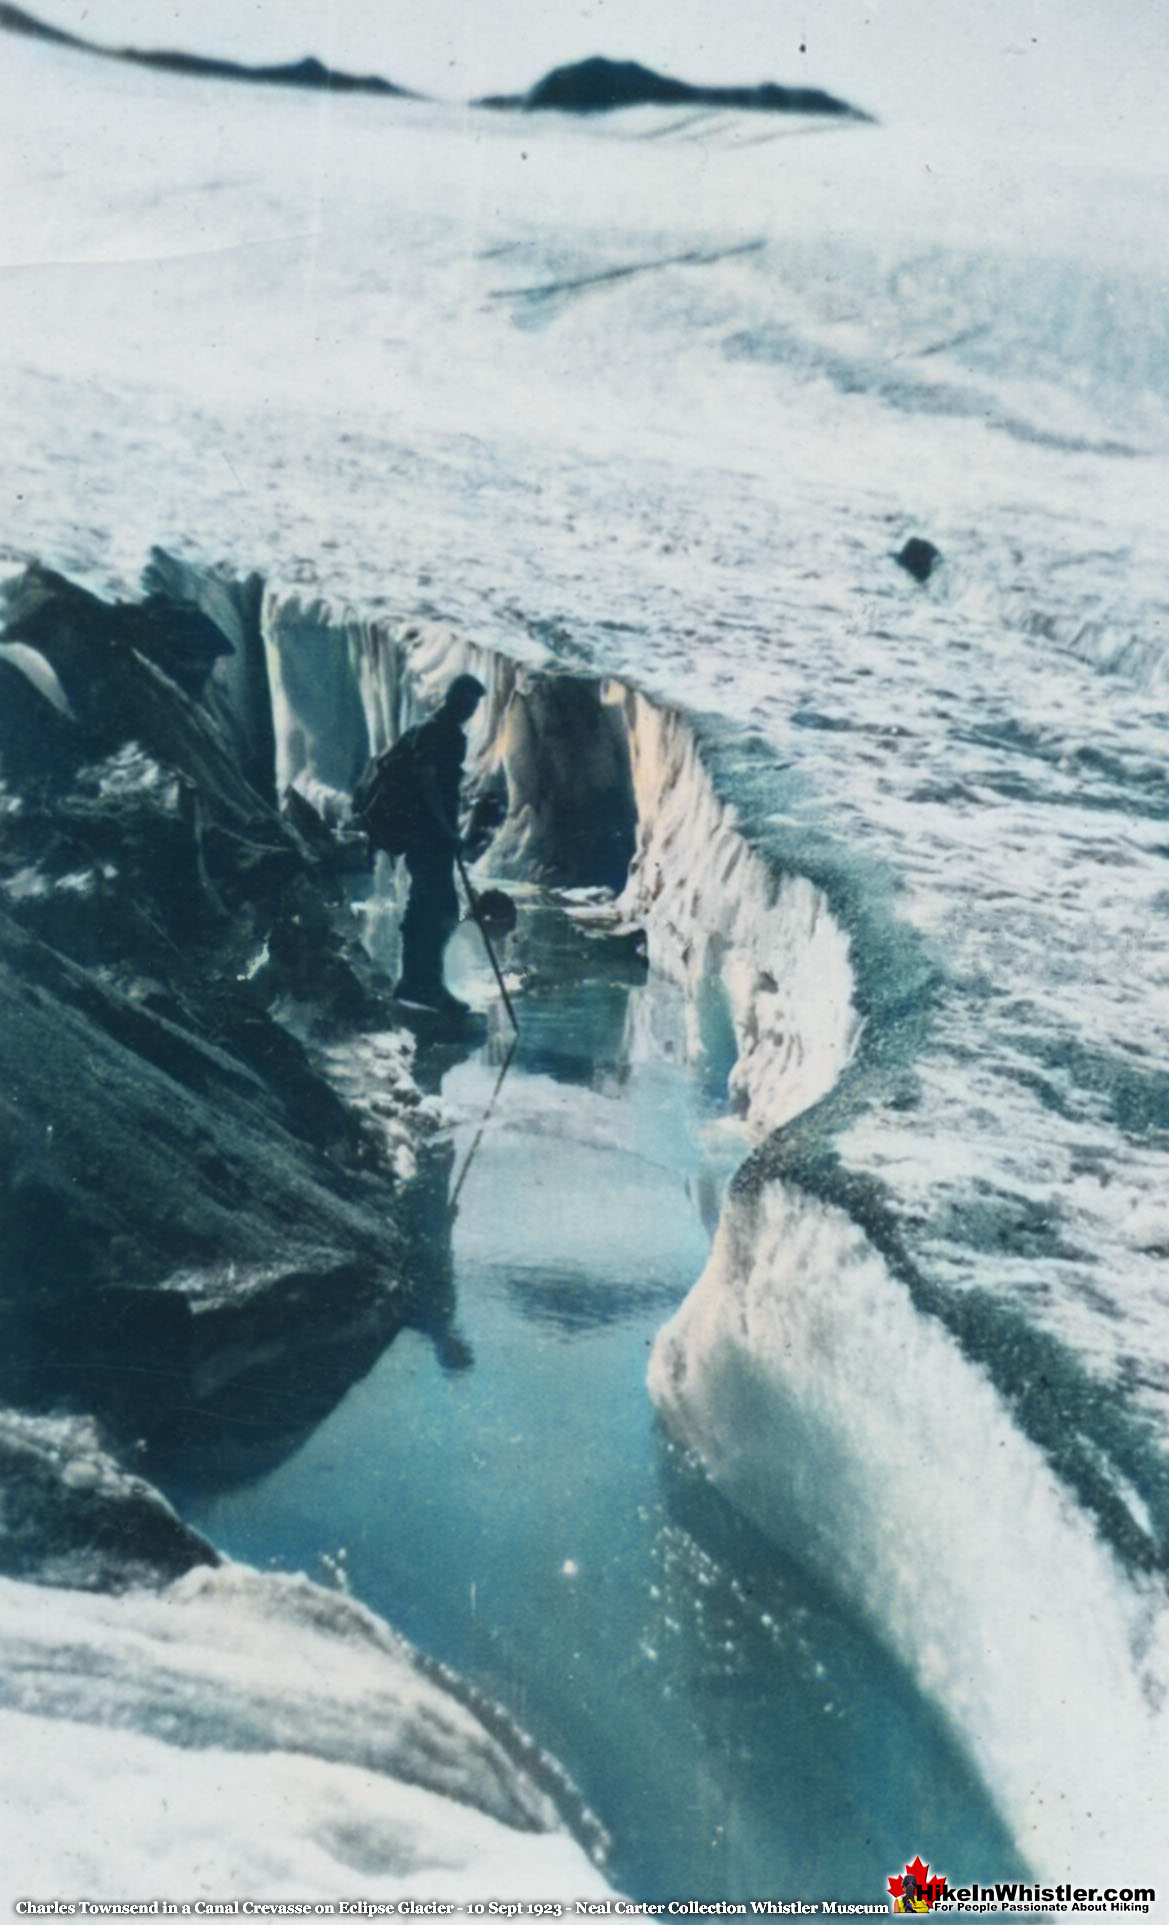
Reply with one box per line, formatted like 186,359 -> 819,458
455,848 -> 519,1033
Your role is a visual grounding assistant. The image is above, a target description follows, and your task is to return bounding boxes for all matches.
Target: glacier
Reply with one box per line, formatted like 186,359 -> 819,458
2,4 -> 1169,1906
250,586 -> 1169,1889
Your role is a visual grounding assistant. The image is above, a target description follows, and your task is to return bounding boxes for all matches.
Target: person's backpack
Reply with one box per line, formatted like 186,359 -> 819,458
352,726 -> 426,855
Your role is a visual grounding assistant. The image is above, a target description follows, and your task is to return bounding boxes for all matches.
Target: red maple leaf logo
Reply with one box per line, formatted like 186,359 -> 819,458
888,1856 -> 947,1909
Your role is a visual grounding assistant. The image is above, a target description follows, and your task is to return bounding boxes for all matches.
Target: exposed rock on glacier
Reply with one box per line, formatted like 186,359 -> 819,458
893,535 -> 942,583
0,1409 -> 217,1592
0,4 -> 418,100
479,55 -> 869,121
0,564 -> 442,1459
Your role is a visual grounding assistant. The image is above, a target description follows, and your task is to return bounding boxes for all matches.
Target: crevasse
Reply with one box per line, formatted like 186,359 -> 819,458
257,579 -> 1168,1891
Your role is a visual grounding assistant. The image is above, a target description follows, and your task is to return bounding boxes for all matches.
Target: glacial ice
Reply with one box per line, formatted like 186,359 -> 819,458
261,599 -> 859,1137
648,1179 -> 1169,1884
613,689 -> 858,1132
0,1565 -> 613,1900
255,568 -> 1169,1891
3,10 -> 1168,1899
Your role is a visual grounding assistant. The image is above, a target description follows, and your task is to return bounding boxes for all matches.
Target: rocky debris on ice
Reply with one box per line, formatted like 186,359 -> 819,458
0,562 -> 444,1454
0,1409 -> 218,1592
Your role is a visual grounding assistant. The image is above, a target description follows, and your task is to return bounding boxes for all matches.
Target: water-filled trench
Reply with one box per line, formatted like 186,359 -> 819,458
165,893 -> 1019,1900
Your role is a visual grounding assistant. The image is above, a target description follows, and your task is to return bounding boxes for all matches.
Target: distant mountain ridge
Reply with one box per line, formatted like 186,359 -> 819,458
0,3 -> 415,96
479,55 -> 870,120
0,7 -> 870,121
0,2 -> 74,44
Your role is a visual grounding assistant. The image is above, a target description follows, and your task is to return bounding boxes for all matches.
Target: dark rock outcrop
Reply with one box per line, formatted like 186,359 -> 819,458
0,1410 -> 218,1591
480,56 -> 869,120
126,48 -> 413,98
1,9 -> 868,124
0,563 -> 432,1466
0,1 -> 79,46
0,3 -> 416,97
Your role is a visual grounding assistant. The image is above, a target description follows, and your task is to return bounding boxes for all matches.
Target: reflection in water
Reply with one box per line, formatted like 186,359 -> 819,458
170,896 -> 1020,1898
449,1036 -> 518,1213
498,1262 -> 684,1337
397,1126 -> 473,1376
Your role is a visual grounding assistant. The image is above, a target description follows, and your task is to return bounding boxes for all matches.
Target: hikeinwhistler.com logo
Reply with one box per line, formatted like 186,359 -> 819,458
886,1851 -> 1155,1915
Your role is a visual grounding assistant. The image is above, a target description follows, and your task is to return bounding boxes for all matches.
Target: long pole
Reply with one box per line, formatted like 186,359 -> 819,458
454,849 -> 520,1033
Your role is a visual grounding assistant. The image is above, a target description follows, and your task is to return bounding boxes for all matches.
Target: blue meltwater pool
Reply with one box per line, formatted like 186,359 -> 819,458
168,897 -> 1021,1902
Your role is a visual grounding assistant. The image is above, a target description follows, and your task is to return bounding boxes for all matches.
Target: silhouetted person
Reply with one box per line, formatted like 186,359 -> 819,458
396,673 -> 486,1015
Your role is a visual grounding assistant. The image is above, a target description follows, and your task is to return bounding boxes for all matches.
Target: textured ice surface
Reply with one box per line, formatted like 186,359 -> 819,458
0,1566 -> 612,1899
2,1709 -> 606,1901
648,1183 -> 1169,1885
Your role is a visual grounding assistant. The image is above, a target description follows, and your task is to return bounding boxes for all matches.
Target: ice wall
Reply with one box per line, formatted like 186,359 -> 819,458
260,592 -> 860,1135
613,687 -> 858,1133
648,1176 -> 1169,1884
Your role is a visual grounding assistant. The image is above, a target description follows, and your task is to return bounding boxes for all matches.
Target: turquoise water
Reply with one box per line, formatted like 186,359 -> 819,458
172,905 -> 1020,1901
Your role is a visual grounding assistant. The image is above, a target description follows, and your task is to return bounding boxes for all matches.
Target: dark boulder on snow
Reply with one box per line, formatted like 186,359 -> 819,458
894,537 -> 942,584
480,56 -> 869,120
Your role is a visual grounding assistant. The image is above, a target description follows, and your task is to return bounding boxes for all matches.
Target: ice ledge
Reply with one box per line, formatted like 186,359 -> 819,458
0,1563 -> 614,1899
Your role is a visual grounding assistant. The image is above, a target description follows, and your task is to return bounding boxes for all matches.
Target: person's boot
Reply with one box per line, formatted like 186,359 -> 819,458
435,987 -> 470,1018
394,974 -> 437,1008
396,975 -> 468,1017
